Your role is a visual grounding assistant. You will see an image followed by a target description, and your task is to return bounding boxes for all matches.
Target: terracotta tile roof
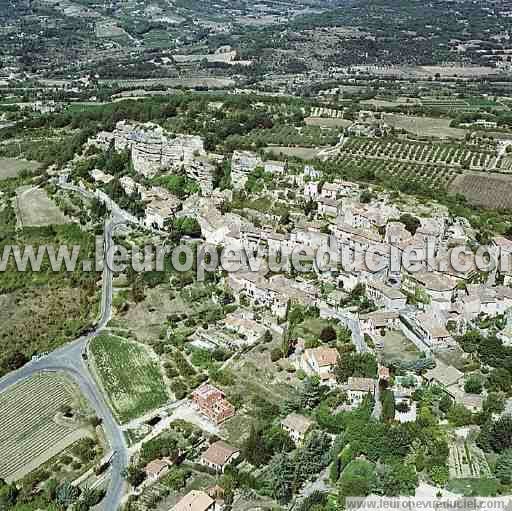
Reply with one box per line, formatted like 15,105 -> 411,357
306,347 -> 338,367
173,491 -> 214,511
201,441 -> 239,467
146,458 -> 170,476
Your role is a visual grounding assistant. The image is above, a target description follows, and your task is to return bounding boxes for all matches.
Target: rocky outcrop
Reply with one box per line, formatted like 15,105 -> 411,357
100,121 -> 216,194
231,150 -> 263,189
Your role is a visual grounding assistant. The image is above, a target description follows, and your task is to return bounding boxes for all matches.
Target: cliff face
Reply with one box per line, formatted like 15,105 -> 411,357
111,121 -> 215,193
231,150 -> 263,190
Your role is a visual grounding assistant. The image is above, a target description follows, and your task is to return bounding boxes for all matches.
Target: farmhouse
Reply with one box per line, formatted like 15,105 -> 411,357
227,272 -> 318,319
143,189 -> 180,229
89,169 -> 114,184
281,413 -> 314,445
344,377 -> 377,407
200,441 -> 240,473
145,458 -> 171,482
191,384 -> 235,424
264,160 -> 287,174
301,347 -> 338,384
320,182 -> 339,200
173,490 -> 217,511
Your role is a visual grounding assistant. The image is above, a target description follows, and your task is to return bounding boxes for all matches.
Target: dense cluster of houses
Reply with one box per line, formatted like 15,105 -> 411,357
182,166 -> 512,357
82,128 -> 512,488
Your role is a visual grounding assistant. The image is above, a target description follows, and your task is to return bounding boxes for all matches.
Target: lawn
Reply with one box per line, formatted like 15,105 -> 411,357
90,334 -> 169,423
380,330 -> 420,365
293,317 -> 339,343
447,478 -> 501,497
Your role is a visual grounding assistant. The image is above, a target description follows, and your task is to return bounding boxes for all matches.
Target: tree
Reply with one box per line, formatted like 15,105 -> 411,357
293,430 -> 332,489
55,481 -> 80,509
360,190 -> 373,204
271,348 -> 282,362
299,376 -> 326,410
429,465 -> 449,487
266,452 -> 295,504
381,389 -> 395,422
378,463 -> 418,496
243,423 -> 269,467
0,479 -> 19,509
489,415 -> 512,452
319,325 -> 337,343
486,368 -> 512,394
338,459 -> 376,507
335,352 -> 378,383
495,449 -> 512,484
464,375 -> 483,394
447,404 -> 475,427
337,326 -> 352,344
483,392 -> 505,416
122,465 -> 146,488
439,394 -> 453,414
399,214 -> 421,236
281,325 -> 291,358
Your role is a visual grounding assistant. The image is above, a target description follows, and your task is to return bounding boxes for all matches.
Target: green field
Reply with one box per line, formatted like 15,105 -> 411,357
90,335 -> 169,423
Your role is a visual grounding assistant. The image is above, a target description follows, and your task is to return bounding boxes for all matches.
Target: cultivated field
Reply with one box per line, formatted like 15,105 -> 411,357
100,77 -> 235,89
339,137 -> 494,170
90,335 -> 169,423
305,117 -> 352,129
0,158 -> 40,180
264,146 -> 325,160
0,372 -> 88,482
332,154 -> 458,189
15,186 -> 70,227
449,440 -> 491,479
383,114 -> 467,140
450,172 -> 512,209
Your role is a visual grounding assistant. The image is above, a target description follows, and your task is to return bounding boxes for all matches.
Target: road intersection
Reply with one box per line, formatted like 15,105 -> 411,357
0,213 -> 129,510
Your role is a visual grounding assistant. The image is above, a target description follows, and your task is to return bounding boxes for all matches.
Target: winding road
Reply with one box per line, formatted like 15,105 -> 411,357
0,213 -> 129,510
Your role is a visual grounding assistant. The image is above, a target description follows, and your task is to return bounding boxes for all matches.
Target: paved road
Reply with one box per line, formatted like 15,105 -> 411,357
0,215 -> 128,510
320,305 -> 369,353
372,381 -> 382,420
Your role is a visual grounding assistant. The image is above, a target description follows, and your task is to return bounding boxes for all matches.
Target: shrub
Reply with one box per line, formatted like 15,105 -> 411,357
271,348 -> 282,362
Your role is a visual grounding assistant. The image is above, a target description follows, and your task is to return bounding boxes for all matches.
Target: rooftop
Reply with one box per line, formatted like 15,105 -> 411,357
346,377 -> 377,393
305,347 -> 338,367
201,441 -> 240,467
173,491 -> 214,511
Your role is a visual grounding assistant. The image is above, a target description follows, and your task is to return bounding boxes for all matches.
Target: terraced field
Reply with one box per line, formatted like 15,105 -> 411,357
0,373 -> 86,482
90,335 -> 169,423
